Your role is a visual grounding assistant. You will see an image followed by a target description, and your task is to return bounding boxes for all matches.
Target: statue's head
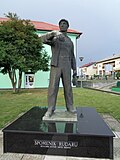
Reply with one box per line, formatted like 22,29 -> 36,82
59,19 -> 69,27
58,19 -> 69,32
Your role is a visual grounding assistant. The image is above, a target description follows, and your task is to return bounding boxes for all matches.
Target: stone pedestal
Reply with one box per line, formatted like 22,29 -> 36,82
2,106 -> 114,159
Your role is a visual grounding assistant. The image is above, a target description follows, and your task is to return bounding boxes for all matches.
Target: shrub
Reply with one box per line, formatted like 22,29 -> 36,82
116,81 -> 120,87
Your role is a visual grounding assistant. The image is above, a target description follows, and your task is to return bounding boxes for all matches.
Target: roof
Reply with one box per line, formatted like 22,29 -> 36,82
80,62 -> 96,68
96,54 -> 120,63
0,17 -> 82,38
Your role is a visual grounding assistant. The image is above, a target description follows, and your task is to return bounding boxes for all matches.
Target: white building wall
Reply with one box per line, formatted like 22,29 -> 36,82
97,63 -> 103,75
114,58 -> 120,70
87,65 -> 97,76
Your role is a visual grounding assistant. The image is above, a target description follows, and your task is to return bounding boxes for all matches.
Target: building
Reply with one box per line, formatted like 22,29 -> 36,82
96,54 -> 120,79
78,54 -> 120,80
79,62 -> 97,79
0,17 -> 82,89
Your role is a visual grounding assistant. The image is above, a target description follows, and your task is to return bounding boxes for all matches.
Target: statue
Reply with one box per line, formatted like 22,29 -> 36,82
41,19 -> 77,117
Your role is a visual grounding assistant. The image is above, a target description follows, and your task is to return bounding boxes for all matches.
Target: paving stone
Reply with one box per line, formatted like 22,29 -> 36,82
114,138 -> 120,148
114,147 -> 120,159
66,157 -> 89,160
44,155 -> 66,160
0,153 -> 23,160
66,157 -> 110,160
115,132 -> 120,138
22,154 -> 45,160
0,131 -> 3,135
101,114 -> 120,132
113,132 -> 119,138
0,137 -> 3,154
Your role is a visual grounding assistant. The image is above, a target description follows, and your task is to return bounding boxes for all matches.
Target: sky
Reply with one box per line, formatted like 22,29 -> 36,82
0,0 -> 120,66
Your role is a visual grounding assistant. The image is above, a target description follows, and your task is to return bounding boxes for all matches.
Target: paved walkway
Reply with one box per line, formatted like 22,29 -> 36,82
90,81 -> 120,95
0,114 -> 120,160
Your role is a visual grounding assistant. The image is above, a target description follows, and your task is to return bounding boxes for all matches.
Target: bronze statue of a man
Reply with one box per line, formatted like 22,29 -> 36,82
41,19 -> 77,117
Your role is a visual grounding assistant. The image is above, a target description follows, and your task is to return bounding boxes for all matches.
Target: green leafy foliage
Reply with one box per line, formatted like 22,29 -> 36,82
116,72 -> 120,80
0,13 -> 50,92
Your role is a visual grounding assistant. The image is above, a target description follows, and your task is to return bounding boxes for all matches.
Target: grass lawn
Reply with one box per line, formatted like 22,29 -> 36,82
0,88 -> 120,129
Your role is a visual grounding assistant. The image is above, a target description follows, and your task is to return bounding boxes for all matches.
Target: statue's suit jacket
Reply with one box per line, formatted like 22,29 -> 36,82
41,31 -> 76,70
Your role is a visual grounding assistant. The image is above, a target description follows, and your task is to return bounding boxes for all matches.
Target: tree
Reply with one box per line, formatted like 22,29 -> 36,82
0,13 -> 50,92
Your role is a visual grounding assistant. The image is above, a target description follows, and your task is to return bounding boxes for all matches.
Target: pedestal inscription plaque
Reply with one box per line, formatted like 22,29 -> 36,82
3,106 -> 114,158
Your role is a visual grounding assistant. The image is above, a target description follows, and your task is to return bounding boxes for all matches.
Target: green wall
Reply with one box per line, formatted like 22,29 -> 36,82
0,74 -> 12,89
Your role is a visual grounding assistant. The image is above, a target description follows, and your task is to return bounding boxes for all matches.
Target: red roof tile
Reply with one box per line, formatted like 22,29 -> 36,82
80,62 -> 96,68
0,17 -> 8,22
0,17 -> 82,37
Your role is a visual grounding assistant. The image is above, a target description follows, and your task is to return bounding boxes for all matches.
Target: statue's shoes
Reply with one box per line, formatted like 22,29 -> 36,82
68,109 -> 77,114
44,111 -> 52,117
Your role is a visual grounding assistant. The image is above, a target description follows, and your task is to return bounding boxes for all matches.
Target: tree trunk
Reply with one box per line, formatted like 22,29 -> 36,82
17,70 -> 22,93
8,69 -> 17,93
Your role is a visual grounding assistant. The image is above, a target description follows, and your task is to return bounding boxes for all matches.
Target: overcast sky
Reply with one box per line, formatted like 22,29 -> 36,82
0,0 -> 120,66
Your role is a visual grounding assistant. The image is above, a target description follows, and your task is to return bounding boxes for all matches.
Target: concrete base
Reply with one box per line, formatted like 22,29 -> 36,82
43,109 -> 77,122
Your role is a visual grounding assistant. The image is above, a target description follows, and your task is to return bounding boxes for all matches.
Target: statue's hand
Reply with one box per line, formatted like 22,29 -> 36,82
73,70 -> 77,78
72,70 -> 77,86
51,31 -> 65,41
51,30 -> 62,37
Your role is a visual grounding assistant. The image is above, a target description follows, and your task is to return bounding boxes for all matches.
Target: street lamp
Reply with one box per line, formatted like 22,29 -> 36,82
79,56 -> 84,88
